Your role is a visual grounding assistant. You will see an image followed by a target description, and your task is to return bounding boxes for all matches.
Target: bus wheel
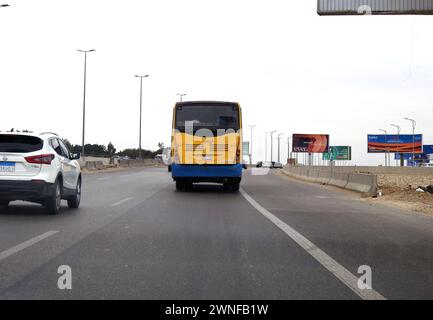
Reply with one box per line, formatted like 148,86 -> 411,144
176,181 -> 192,191
176,181 -> 184,191
232,182 -> 240,192
223,182 -> 240,193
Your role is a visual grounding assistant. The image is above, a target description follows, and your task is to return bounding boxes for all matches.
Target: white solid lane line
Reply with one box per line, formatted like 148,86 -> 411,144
240,188 -> 386,300
0,231 -> 59,262
110,197 -> 133,207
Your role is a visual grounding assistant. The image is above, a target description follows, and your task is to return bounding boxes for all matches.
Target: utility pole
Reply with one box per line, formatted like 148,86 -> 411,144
135,74 -> 150,159
78,49 -> 95,158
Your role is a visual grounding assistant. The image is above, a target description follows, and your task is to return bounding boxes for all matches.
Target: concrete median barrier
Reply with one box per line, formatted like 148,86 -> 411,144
346,173 -> 377,195
283,166 -> 377,196
329,172 -> 349,188
317,170 -> 332,184
118,159 -> 161,168
85,161 -> 97,170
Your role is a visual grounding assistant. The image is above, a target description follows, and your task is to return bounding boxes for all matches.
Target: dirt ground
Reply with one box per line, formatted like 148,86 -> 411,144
367,185 -> 433,217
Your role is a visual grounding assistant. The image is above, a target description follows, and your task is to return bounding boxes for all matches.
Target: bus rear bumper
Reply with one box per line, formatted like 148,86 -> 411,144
171,164 -> 242,183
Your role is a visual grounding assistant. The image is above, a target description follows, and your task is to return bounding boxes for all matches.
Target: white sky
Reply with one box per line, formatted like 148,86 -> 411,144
1,0 -> 432,165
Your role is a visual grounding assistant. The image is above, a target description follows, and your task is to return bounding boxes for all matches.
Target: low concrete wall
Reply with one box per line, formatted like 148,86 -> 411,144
79,156 -> 111,166
283,166 -> 377,195
84,161 -> 105,170
118,159 -> 161,167
303,165 -> 433,175
329,172 -> 349,188
346,173 -> 378,194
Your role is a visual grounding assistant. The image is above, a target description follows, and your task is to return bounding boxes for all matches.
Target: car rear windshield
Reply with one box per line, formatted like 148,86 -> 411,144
0,135 -> 43,153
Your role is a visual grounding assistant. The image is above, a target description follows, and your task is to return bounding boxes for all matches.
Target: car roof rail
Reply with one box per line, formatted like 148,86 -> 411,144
40,132 -> 59,136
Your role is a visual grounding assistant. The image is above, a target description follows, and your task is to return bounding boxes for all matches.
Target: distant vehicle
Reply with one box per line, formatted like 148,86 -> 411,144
0,132 -> 81,214
257,161 -> 272,168
256,161 -> 282,169
272,162 -> 283,169
162,147 -> 172,169
170,101 -> 244,192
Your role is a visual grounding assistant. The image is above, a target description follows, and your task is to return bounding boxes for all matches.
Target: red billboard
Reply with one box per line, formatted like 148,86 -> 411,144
292,134 -> 329,153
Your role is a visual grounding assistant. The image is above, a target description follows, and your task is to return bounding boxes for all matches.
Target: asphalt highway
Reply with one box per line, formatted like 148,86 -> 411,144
0,167 -> 432,299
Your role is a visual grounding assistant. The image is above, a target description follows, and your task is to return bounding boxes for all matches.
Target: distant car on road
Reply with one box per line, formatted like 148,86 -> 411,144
0,132 -> 82,214
256,161 -> 272,168
272,162 -> 283,169
256,161 -> 283,169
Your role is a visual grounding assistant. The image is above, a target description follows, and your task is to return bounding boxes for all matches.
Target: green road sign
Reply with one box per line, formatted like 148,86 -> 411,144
322,146 -> 351,161
243,142 -> 250,156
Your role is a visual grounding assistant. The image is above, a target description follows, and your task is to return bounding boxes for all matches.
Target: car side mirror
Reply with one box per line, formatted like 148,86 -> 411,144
70,153 -> 81,160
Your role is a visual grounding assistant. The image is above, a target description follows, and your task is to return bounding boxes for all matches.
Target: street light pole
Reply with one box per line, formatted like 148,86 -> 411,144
78,49 -> 95,158
277,133 -> 283,163
379,129 -> 388,166
265,132 -> 270,161
391,124 -> 402,167
287,136 -> 292,165
404,117 -> 416,167
176,93 -> 187,102
249,125 -> 255,165
135,75 -> 149,159
270,130 -> 277,163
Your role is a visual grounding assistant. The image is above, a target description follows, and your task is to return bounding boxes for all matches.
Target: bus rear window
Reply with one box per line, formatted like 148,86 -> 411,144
175,105 -> 239,130
0,135 -> 43,153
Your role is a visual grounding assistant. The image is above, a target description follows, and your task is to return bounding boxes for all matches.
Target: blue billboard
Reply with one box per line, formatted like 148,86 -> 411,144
394,153 -> 427,160
367,134 -> 422,153
424,145 -> 433,155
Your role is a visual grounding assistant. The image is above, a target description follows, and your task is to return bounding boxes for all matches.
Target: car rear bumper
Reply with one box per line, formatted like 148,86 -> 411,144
171,164 -> 242,183
0,180 -> 55,201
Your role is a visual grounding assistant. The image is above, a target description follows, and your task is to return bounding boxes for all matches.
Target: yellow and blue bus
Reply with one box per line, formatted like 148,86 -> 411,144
170,101 -> 244,191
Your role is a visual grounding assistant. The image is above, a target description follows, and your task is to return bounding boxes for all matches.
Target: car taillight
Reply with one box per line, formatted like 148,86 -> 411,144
25,154 -> 55,165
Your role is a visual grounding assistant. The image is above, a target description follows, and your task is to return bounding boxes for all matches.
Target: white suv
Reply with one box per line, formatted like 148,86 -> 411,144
0,131 -> 82,214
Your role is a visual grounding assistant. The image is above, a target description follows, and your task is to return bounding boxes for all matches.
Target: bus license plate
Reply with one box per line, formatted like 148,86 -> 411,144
0,162 -> 15,173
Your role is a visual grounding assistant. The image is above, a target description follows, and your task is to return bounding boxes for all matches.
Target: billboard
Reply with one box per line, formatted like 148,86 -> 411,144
318,0 -> 433,16
424,145 -> 433,155
322,146 -> 351,161
367,134 -> 422,153
292,134 -> 329,153
394,153 -> 427,160
242,141 -> 249,156
394,145 -> 433,160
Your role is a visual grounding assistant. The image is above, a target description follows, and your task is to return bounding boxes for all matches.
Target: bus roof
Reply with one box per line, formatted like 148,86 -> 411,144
175,101 -> 240,108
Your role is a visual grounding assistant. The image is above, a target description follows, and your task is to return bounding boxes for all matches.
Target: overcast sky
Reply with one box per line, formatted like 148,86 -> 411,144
1,0 -> 432,165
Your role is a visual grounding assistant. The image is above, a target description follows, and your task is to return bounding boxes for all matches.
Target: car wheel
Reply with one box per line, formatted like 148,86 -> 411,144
0,200 -> 9,207
44,180 -> 62,215
67,177 -> 81,209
